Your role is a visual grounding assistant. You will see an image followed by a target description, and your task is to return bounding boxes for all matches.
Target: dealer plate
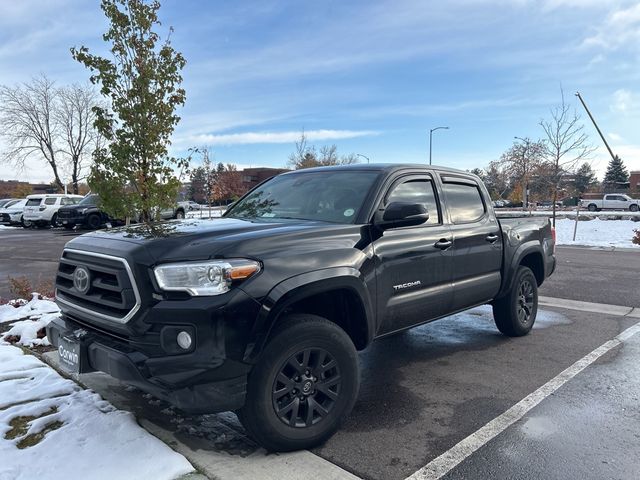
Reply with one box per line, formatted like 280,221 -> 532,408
58,335 -> 80,373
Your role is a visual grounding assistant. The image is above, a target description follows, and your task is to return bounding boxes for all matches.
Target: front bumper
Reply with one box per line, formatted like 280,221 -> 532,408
46,314 -> 250,413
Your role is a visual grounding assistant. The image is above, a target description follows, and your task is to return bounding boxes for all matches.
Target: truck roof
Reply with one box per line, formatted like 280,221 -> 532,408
280,163 -> 474,176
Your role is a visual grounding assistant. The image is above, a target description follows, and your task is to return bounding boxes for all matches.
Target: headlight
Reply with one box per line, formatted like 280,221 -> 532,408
153,259 -> 261,296
80,208 -> 88,214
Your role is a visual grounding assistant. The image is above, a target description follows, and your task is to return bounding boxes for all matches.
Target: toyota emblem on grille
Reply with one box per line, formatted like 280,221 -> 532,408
73,266 -> 91,294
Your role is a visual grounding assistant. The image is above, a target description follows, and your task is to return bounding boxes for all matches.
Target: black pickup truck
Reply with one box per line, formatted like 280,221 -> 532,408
47,164 -> 555,451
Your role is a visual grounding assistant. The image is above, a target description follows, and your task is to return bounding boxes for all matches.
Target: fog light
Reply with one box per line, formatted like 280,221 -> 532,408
176,331 -> 192,350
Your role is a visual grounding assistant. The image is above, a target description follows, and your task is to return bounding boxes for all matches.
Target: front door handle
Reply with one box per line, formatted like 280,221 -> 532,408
486,233 -> 499,243
434,238 -> 453,250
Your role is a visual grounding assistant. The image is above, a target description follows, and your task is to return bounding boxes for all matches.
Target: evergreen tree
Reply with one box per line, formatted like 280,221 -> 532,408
574,162 -> 597,194
603,155 -> 629,189
72,0 -> 188,222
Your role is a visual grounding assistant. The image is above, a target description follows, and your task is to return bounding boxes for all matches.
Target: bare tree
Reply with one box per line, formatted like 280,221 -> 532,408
0,76 -> 102,193
288,131 -> 359,169
57,84 -> 102,194
0,74 -> 64,190
540,90 -> 594,225
499,137 -> 546,210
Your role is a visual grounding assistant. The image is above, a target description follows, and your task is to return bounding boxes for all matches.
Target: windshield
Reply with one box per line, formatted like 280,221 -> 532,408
79,194 -> 99,206
226,170 -> 380,224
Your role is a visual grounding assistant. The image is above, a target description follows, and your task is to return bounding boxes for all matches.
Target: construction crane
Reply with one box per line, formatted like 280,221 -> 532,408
575,91 -> 617,162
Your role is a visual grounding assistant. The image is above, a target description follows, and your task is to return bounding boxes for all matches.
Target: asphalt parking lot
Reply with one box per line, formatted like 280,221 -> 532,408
2,226 -> 640,479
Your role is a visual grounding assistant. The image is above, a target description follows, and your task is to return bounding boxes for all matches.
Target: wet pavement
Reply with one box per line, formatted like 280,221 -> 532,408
442,332 -> 640,480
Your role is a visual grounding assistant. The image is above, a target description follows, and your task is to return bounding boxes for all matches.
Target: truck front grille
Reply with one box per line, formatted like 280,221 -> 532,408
55,249 -> 141,324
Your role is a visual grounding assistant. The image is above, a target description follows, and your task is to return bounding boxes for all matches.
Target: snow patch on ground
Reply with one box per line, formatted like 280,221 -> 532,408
0,344 -> 194,480
1,294 -> 60,346
555,218 -> 639,248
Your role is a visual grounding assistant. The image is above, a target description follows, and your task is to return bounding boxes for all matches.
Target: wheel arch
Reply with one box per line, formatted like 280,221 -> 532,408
498,243 -> 545,299
244,268 -> 375,362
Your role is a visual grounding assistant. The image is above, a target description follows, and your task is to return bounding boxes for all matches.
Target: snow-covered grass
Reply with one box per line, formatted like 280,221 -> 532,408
554,218 -> 640,248
1,294 -> 60,346
0,344 -> 194,480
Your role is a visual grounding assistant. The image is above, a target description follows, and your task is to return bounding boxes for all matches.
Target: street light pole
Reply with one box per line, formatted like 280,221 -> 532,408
429,126 -> 449,165
356,153 -> 370,164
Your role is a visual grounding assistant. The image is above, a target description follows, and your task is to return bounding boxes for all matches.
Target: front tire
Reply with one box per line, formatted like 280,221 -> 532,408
492,266 -> 538,337
86,213 -> 101,229
630,204 -> 639,212
238,314 -> 360,451
175,209 -> 185,219
50,213 -> 58,228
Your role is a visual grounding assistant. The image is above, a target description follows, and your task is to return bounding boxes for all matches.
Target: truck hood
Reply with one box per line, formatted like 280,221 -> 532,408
65,218 -> 368,264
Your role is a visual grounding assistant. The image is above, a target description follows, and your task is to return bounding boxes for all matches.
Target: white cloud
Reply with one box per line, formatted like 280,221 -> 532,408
607,132 -> 623,142
610,89 -> 635,113
181,129 -> 379,146
582,3 -> 640,51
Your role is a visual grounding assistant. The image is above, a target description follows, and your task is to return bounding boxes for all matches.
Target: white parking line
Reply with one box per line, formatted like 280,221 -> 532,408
405,316 -> 640,480
538,296 -> 636,316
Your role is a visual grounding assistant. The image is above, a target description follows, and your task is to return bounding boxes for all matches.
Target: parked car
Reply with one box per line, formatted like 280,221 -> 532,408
0,198 -> 21,209
56,194 -> 113,230
155,201 -> 188,220
22,194 -> 83,227
580,194 -> 640,212
0,199 -> 27,226
47,164 -> 556,452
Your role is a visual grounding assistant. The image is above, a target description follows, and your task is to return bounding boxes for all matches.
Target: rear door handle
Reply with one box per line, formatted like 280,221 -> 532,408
434,239 -> 453,250
486,233 -> 499,243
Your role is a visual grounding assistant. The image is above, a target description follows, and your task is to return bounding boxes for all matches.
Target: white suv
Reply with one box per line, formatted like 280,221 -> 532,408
22,194 -> 83,227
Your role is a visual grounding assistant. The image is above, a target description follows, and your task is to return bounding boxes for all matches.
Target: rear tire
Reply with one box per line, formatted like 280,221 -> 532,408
175,209 -> 185,219
587,204 -> 597,212
21,216 -> 31,228
238,314 -> 360,451
492,266 -> 538,337
50,213 -> 58,228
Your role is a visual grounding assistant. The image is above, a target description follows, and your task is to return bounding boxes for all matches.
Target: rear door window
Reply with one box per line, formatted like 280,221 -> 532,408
44,198 -> 57,206
442,182 -> 486,224
26,198 -> 42,207
61,197 -> 78,205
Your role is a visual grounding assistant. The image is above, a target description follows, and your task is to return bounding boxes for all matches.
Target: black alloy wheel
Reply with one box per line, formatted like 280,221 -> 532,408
516,278 -> 535,325
237,314 -> 359,452
492,265 -> 538,337
272,347 -> 341,428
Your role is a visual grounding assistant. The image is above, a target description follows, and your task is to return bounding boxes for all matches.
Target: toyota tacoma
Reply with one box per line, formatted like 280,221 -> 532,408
47,164 -> 556,451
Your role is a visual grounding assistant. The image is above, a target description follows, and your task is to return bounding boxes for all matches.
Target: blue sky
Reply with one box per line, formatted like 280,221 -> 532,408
0,0 -> 639,183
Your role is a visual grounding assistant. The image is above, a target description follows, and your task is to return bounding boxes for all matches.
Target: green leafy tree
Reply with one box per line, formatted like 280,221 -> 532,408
602,155 -> 629,190
574,162 -> 597,194
71,0 -> 187,222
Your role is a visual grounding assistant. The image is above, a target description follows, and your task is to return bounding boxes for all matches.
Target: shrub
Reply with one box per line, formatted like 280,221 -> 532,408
7,276 -> 55,300
633,229 -> 640,246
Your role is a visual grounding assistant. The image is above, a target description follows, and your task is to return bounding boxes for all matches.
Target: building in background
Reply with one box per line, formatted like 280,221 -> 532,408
630,171 -> 640,193
240,167 -> 289,191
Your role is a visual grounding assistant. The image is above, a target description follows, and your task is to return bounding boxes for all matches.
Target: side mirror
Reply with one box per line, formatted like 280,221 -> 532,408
376,202 -> 429,229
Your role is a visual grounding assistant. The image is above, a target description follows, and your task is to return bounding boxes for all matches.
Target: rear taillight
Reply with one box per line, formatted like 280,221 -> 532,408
39,206 -> 46,211
551,226 -> 556,253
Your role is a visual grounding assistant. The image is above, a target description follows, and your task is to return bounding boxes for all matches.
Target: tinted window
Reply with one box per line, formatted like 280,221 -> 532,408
443,182 -> 485,223
386,179 -> 439,225
227,171 -> 380,224
45,197 -> 57,205
26,198 -> 42,207
79,194 -> 99,206
61,197 -> 80,205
